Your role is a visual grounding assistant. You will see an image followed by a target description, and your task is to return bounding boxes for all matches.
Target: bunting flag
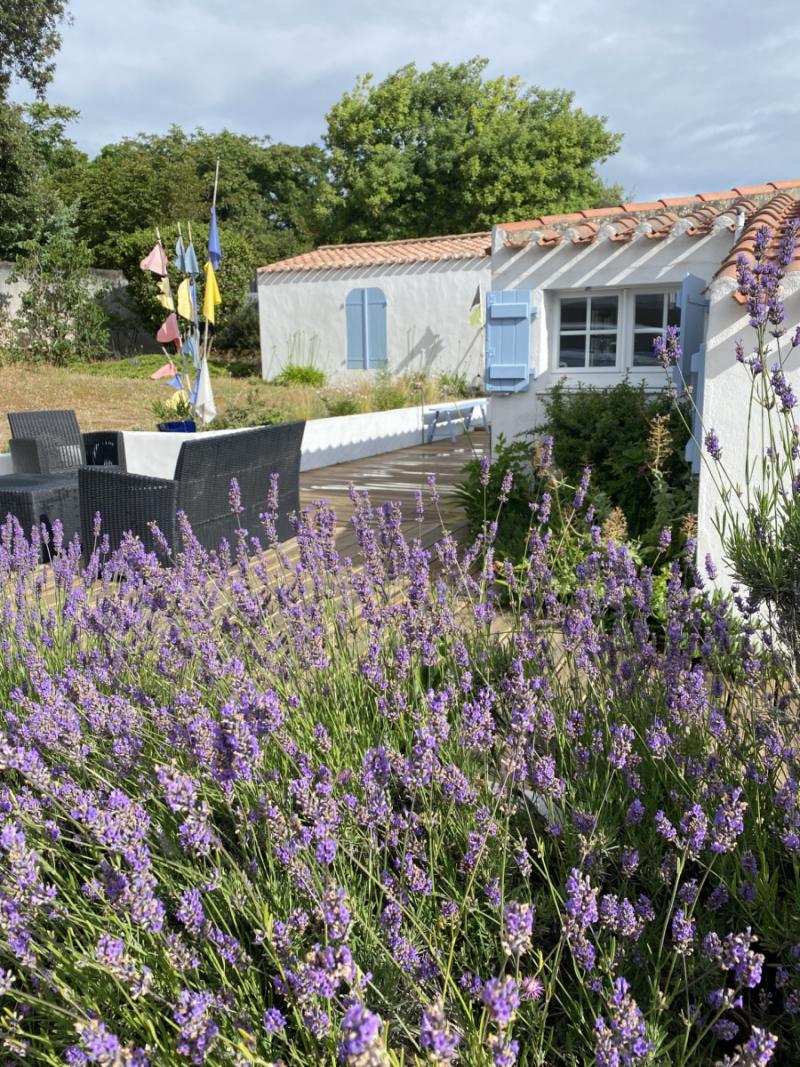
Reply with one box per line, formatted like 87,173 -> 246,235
176,278 -> 194,321
156,276 -> 174,311
468,284 -> 483,328
183,241 -> 200,276
150,361 -> 178,380
203,262 -> 221,324
182,334 -> 199,364
174,235 -> 187,273
140,242 -> 169,276
207,207 -> 222,270
156,313 -> 181,345
167,374 -> 183,391
193,355 -> 217,424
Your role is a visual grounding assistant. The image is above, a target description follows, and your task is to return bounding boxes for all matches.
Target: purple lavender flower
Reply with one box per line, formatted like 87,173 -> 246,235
704,429 -> 723,461
717,1027 -> 777,1066
501,901 -> 534,958
671,908 -> 696,956
594,977 -> 652,1066
481,976 -> 520,1027
419,1001 -> 460,1063
174,990 -> 219,1063
263,1008 -> 286,1033
339,1002 -> 385,1065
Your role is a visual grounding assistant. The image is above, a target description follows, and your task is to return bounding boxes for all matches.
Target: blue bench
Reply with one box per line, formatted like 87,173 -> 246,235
423,399 -> 488,444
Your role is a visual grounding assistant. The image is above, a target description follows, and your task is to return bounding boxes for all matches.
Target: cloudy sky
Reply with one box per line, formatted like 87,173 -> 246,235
12,0 -> 800,202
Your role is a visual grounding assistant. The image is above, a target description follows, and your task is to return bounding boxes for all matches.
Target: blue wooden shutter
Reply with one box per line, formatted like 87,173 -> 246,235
675,274 -> 709,473
366,287 -> 387,369
346,289 -> 366,368
346,287 -> 387,369
485,289 -> 534,393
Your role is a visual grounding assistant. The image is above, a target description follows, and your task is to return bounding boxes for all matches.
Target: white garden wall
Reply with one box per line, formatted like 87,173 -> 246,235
257,259 -> 489,385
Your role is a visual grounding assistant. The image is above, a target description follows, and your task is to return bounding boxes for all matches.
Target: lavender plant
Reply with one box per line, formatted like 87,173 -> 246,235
0,439 -> 797,1064
656,217 -> 800,676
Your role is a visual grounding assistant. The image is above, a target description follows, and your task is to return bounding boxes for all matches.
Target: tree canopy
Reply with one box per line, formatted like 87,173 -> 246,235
323,57 -> 623,242
0,0 -> 70,100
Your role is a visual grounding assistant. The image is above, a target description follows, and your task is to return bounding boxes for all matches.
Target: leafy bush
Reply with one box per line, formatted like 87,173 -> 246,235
214,298 -> 261,354
204,385 -> 283,430
6,233 -> 111,365
272,363 -> 327,388
116,224 -> 256,335
323,392 -> 362,417
539,379 -> 695,545
437,371 -> 470,397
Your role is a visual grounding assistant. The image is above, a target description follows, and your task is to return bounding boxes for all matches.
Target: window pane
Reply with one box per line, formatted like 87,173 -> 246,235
560,298 -> 587,330
634,293 -> 663,329
590,295 -> 618,329
633,331 -> 662,367
559,334 -> 586,367
666,292 -> 681,329
589,334 -> 616,367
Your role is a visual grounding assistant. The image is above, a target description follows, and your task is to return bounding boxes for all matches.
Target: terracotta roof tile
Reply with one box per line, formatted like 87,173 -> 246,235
495,180 -> 800,261
717,193 -> 800,281
259,231 -> 490,273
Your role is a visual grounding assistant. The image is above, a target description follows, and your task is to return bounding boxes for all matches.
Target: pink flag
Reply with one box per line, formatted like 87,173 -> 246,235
140,242 -> 169,276
150,361 -> 178,380
156,313 -> 181,345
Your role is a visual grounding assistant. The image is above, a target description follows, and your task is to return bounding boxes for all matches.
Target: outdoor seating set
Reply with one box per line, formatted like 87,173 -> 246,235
0,410 -> 304,558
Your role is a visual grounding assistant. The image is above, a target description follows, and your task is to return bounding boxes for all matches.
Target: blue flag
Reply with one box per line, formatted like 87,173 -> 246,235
182,333 -> 200,368
208,207 -> 222,270
174,235 -> 187,273
183,242 -> 200,276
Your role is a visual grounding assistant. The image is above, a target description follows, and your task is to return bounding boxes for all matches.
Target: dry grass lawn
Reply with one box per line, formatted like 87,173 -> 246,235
0,366 -> 343,453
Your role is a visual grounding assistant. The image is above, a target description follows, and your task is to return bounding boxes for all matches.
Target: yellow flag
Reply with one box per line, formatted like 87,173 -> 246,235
156,276 -> 174,311
176,278 -> 194,321
203,261 -> 221,325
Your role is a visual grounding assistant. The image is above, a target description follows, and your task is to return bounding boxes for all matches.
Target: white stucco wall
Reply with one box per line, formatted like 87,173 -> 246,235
695,280 -> 800,589
257,259 -> 490,385
488,229 -> 734,444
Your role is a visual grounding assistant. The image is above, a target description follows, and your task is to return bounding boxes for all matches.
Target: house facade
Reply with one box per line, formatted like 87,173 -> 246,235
257,233 -> 491,385
484,180 -> 800,584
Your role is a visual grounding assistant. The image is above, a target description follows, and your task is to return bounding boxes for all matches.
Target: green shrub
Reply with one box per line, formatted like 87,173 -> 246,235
323,392 -> 362,417
116,224 -> 256,335
437,371 -> 470,397
272,363 -> 327,387
539,379 -> 695,547
214,298 -> 261,353
7,233 -> 111,365
204,386 -> 283,430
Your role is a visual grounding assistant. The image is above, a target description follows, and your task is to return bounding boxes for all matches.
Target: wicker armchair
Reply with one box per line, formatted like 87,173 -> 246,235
8,410 -> 125,474
79,422 -> 305,556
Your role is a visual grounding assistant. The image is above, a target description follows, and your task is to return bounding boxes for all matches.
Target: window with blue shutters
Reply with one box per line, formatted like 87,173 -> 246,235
345,288 -> 387,370
485,290 -> 535,393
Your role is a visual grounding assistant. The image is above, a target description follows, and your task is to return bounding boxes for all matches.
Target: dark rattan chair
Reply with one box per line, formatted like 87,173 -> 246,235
8,409 -> 125,474
79,422 -> 305,557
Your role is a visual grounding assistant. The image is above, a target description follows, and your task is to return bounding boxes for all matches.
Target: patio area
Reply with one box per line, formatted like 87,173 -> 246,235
288,427 -> 488,565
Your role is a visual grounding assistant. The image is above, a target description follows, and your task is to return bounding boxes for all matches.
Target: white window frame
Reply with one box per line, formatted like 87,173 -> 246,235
552,286 -> 680,374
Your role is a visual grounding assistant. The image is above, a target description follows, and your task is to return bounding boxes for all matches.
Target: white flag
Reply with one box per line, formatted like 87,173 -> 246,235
193,355 -> 217,425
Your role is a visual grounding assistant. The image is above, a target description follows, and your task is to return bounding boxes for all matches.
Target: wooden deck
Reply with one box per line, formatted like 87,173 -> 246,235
287,429 -> 488,565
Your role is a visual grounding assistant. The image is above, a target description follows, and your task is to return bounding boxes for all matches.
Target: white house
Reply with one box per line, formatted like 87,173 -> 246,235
484,179 -> 800,582
257,233 -> 491,384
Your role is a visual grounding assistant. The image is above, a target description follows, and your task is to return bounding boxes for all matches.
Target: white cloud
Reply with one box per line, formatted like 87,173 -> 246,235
10,0 -> 800,201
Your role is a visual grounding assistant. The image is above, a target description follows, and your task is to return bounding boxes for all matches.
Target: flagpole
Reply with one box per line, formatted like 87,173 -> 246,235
157,225 -> 192,400
202,160 -> 220,364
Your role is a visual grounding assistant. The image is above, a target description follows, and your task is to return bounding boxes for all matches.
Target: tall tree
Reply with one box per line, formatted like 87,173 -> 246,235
0,0 -> 69,100
324,57 -> 623,242
55,127 -> 332,268
0,0 -> 73,256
